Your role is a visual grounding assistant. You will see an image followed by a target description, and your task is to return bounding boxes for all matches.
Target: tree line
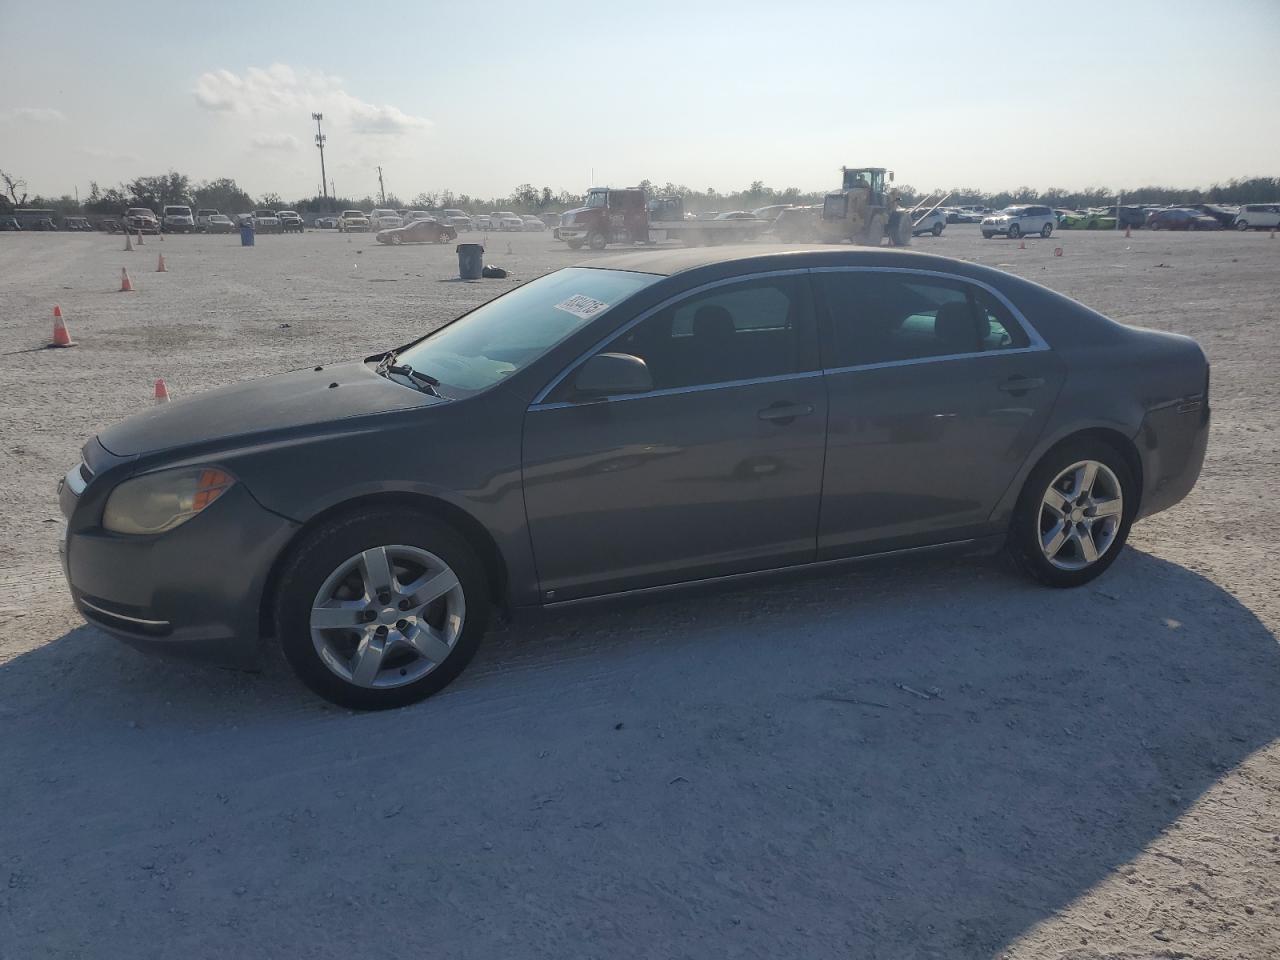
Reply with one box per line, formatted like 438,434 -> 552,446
2,167 -> 1276,218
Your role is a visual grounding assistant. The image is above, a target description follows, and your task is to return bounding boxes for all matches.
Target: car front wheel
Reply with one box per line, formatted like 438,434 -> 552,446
275,508 -> 490,710
1040,223 -> 1053,238
1235,220 -> 1249,231
931,222 -> 944,236
1008,223 -> 1022,239
1008,440 -> 1135,588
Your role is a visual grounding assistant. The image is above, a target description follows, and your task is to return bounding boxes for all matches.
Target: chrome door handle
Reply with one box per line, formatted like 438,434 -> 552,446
758,402 -> 815,423
998,376 -> 1045,395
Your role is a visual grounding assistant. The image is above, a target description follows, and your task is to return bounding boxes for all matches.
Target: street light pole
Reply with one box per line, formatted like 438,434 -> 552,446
312,113 -> 328,202
376,166 -> 386,206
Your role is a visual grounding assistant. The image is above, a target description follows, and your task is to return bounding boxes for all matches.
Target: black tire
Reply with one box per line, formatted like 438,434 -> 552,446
982,232 -> 994,239
1151,220 -> 1163,230
1235,220 -> 1248,231
275,508 -> 491,710
1008,223 -> 1022,239
931,222 -> 944,237
1040,223 -> 1053,238
566,239 -> 584,250
587,231 -> 607,251
1007,439 -> 1136,589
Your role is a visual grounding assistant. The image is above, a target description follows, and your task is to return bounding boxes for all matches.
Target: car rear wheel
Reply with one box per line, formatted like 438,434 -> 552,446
275,509 -> 490,710
1235,220 -> 1249,231
1151,220 -> 1163,230
982,232 -> 994,239
1008,440 -> 1135,588
1040,223 -> 1053,238
931,222 -> 944,236
1008,223 -> 1022,239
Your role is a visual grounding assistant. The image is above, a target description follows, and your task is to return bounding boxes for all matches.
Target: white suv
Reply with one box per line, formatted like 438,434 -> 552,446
162,205 -> 195,233
369,208 -> 403,231
982,205 -> 1055,239
1233,204 -> 1280,231
911,208 -> 946,237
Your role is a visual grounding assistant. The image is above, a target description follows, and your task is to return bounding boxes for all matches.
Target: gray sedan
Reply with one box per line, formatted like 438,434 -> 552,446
58,247 -> 1210,709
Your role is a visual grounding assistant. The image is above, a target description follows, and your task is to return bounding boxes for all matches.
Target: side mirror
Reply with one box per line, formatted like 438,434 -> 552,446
574,352 -> 652,398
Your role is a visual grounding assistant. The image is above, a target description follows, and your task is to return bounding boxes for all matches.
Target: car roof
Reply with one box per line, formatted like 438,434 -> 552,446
576,244 -> 1002,278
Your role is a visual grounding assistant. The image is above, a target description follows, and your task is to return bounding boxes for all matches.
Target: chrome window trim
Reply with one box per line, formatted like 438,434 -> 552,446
529,267 -> 814,409
530,369 -> 823,411
528,264 -> 1051,410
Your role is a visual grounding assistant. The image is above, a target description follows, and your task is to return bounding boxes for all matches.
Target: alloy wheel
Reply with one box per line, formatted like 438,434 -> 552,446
310,545 -> 465,689
1038,460 -> 1124,571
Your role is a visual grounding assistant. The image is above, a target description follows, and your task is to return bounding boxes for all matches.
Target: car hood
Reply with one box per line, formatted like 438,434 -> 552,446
97,361 -> 439,457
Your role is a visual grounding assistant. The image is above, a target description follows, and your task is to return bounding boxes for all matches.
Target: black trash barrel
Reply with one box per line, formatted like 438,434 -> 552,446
456,242 -> 484,279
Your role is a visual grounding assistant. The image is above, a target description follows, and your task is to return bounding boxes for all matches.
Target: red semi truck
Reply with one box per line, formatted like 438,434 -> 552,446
555,187 -> 768,249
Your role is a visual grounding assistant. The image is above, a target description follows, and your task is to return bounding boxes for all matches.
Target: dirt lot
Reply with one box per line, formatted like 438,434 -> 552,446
1,225 -> 1277,960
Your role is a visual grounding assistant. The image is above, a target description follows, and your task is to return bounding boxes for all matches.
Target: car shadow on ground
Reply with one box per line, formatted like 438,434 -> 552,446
2,548 -> 1277,957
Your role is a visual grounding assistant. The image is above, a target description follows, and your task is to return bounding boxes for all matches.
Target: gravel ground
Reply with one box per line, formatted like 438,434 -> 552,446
1,226 -> 1277,960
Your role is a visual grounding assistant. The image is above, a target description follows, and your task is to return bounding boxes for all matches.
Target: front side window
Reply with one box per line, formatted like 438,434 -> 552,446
397,267 -> 659,398
818,271 -> 1031,368
595,275 -> 816,391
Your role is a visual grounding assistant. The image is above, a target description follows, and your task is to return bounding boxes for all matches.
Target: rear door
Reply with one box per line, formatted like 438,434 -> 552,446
522,271 -> 828,602
814,268 -> 1066,557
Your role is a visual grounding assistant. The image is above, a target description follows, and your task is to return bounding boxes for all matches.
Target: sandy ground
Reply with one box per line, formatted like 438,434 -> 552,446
0,226 -> 1277,960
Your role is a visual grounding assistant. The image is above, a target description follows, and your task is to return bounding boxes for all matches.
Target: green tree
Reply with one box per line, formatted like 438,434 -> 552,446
192,178 -> 253,215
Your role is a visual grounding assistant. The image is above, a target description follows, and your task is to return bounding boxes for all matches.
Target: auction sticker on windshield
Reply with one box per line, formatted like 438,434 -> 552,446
554,294 -> 610,320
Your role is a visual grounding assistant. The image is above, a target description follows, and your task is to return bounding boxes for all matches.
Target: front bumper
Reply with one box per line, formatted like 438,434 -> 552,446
61,474 -> 300,669
558,226 -> 587,241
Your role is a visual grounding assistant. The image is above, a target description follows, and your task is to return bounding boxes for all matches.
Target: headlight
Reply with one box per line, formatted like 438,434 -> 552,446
102,467 -> 236,535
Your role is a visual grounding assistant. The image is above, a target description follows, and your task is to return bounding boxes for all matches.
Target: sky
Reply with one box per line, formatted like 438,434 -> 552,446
2,0 -> 1278,203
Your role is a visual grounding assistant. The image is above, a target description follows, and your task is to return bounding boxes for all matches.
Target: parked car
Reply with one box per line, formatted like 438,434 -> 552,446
771,204 -> 822,242
29,218 -> 57,231
195,209 -> 222,232
56,247 -> 1209,709
1146,208 -> 1220,231
375,218 -> 457,245
982,205 -> 1055,239
714,211 -> 755,220
495,211 -> 524,231
124,207 -> 161,234
751,204 -> 793,223
911,208 -> 946,237
1056,211 -> 1092,230
472,213 -> 493,230
441,209 -> 473,231
162,205 -> 196,233
369,208 -> 403,231
521,215 -> 547,231
277,210 -> 304,233
402,210 -> 434,223
62,216 -> 94,231
204,214 -> 236,234
946,208 -> 983,224
314,216 -> 339,229
540,213 -> 562,229
252,210 -> 282,233
0,216 -> 21,231
338,210 -> 371,232
1232,203 -> 1280,231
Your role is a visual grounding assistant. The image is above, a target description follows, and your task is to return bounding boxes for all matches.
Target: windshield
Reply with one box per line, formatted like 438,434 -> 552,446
395,267 -> 660,398
343,211 -> 365,217
585,192 -> 607,209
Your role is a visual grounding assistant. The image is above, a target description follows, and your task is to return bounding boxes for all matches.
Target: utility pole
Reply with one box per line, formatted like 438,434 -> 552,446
312,113 -> 328,201
376,166 -> 386,206
330,179 -> 336,200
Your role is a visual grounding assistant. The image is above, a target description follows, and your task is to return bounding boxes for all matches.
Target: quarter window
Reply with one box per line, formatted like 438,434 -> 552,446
818,271 -> 1030,368
597,275 -> 817,391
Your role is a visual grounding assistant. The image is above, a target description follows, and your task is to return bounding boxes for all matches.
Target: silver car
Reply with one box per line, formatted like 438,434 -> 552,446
982,205 -> 1055,240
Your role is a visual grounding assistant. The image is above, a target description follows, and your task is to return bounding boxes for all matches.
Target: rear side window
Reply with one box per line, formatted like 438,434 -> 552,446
818,271 -> 1031,368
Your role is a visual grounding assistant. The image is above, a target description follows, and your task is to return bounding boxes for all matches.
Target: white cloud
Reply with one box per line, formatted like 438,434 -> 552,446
2,107 -> 66,124
250,132 -> 301,151
193,64 -> 430,136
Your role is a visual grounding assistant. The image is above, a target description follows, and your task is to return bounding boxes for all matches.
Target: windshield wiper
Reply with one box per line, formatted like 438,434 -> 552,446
378,354 -> 444,398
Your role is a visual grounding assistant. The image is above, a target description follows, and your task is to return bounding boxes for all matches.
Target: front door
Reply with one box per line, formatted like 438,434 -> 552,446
522,272 -> 828,602
814,268 -> 1066,557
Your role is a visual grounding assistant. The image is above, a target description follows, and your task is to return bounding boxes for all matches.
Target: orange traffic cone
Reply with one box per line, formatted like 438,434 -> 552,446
119,268 -> 134,292
49,305 -> 76,347
1054,247 -> 1064,257
154,379 -> 170,403
156,253 -> 167,272
136,230 -> 144,246
1018,238 -> 1026,250
123,230 -> 133,251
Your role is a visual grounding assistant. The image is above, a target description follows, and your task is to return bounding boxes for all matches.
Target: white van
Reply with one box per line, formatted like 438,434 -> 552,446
1233,204 -> 1280,231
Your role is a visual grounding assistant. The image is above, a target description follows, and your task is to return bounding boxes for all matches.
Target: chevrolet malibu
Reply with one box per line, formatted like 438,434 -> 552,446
59,247 -> 1210,710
